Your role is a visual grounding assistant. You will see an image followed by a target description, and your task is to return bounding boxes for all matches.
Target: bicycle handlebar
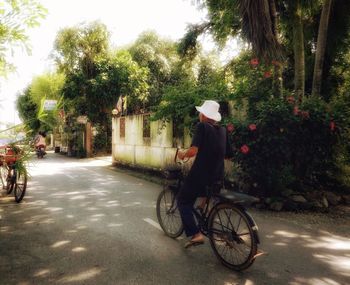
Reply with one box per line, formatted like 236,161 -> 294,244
174,148 -> 190,165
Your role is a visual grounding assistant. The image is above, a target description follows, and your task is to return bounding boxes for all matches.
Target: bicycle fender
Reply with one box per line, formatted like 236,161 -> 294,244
243,209 -> 260,244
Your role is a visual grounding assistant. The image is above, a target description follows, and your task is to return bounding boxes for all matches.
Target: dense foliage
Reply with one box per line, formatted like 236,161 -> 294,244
226,96 -> 350,196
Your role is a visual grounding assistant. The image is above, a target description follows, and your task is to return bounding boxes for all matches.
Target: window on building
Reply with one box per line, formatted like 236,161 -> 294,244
120,117 -> 125,138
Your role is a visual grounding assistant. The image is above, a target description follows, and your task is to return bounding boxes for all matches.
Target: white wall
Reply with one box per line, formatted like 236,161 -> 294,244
112,114 -> 179,171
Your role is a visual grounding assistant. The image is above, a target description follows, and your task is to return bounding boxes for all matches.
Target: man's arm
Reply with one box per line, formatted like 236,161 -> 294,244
177,122 -> 204,160
178,146 -> 198,160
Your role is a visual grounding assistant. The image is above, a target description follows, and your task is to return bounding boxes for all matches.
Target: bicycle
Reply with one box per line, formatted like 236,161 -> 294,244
0,145 -> 28,203
156,149 -> 260,271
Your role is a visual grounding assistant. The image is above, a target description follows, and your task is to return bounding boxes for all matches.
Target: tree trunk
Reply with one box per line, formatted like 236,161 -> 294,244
293,0 -> 305,102
269,0 -> 283,97
311,0 -> 333,97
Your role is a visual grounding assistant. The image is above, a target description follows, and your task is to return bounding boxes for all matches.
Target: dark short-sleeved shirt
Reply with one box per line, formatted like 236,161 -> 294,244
186,122 -> 227,195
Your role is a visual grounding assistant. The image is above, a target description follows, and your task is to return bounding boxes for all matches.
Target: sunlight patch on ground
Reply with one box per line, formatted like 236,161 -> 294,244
44,207 -> 63,212
72,247 -> 87,252
69,195 -> 86,200
58,267 -> 102,283
274,242 -> 288,246
313,254 -> 350,277
33,269 -> 51,277
305,236 -> 350,250
29,158 -> 111,177
291,277 -> 342,285
39,218 -> 55,224
0,226 -> 11,232
51,240 -> 71,248
272,229 -> 350,278
76,225 -> 87,230
66,192 -> 82,195
108,223 -> 123,227
91,213 -> 105,217
28,200 -> 48,206
274,230 -> 299,238
105,204 -> 119,208
89,218 -> 100,222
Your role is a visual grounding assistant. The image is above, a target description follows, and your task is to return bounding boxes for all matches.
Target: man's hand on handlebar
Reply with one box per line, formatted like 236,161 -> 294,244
177,150 -> 186,160
177,146 -> 198,161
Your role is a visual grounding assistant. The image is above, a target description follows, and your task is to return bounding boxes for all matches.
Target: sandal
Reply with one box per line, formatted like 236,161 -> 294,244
184,239 -> 204,248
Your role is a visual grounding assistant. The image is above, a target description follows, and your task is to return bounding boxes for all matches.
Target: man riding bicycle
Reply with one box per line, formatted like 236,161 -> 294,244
177,100 -> 230,248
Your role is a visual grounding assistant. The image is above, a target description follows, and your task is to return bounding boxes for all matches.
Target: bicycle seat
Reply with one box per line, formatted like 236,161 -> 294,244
214,191 -> 260,206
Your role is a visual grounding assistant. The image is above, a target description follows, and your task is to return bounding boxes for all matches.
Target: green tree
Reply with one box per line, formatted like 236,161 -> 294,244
0,0 -> 46,76
53,21 -> 109,78
16,87 -> 40,132
129,31 -> 179,109
30,72 -> 65,105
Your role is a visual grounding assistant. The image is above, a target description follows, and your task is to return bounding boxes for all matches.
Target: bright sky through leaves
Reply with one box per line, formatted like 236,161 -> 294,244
0,0 -> 237,127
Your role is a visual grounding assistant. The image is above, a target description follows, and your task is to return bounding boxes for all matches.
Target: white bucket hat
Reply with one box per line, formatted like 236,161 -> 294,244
195,100 -> 222,122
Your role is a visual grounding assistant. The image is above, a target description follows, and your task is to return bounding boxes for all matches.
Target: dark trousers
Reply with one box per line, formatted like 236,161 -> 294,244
177,181 -> 203,237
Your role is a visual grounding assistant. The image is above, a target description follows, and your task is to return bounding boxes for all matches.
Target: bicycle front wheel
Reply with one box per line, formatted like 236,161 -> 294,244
208,203 -> 257,271
14,170 -> 27,203
156,188 -> 183,238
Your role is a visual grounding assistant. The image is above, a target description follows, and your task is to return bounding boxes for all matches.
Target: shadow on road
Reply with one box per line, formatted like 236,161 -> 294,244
0,154 -> 349,285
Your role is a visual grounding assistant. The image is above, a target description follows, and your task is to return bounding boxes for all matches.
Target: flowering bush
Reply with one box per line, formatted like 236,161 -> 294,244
225,97 -> 349,196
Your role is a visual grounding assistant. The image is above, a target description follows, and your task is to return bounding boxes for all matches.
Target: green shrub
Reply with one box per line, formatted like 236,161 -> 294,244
226,96 -> 349,196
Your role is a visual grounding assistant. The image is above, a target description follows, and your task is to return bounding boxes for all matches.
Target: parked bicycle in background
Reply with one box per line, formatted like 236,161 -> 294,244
0,145 -> 28,203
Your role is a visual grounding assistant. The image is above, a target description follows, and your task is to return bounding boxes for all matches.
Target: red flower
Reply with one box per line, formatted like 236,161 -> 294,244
300,111 -> 310,119
287,96 -> 295,104
330,121 -> 336,131
226,123 -> 235,133
293,106 -> 300,116
240,145 -> 250,154
271,60 -> 281,66
248,124 -> 257,131
250,58 -> 259,67
263,71 -> 272,78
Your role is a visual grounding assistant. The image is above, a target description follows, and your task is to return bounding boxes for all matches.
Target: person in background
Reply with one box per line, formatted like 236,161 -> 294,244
34,131 -> 47,153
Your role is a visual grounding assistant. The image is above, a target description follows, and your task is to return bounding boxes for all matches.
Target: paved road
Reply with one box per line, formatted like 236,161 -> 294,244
0,154 -> 349,285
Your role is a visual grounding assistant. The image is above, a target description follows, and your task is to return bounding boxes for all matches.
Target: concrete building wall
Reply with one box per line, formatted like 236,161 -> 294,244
112,114 -> 234,180
112,114 -> 179,171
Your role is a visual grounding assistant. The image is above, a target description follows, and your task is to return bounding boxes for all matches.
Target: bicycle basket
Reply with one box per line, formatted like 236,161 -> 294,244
163,169 -> 182,180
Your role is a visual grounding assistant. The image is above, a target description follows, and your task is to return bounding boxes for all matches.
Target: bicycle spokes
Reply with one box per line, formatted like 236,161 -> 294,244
208,204 -> 257,270
156,188 -> 183,238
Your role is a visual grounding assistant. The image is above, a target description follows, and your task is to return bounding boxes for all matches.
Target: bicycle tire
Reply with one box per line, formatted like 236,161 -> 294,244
14,170 -> 27,203
0,164 -> 8,190
1,165 -> 14,194
208,203 -> 258,271
156,188 -> 184,238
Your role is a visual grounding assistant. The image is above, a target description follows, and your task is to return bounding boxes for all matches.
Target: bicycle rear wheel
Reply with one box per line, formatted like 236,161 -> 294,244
0,164 -> 8,189
208,203 -> 257,271
14,170 -> 27,203
156,188 -> 183,238
1,164 -> 14,194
